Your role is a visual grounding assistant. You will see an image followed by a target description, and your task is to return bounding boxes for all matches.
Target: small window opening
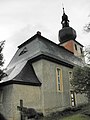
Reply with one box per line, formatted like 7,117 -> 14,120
19,47 -> 28,56
0,89 -> 3,104
80,48 -> 83,54
56,68 -> 63,92
75,44 -> 77,51
69,71 -> 72,80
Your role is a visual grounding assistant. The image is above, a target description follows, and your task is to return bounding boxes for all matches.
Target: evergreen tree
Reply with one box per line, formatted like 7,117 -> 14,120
71,66 -> 90,102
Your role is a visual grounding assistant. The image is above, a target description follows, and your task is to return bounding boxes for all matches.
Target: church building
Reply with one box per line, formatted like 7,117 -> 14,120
0,8 -> 88,120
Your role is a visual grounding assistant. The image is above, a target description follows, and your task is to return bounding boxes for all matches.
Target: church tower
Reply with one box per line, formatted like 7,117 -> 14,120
59,8 -> 84,60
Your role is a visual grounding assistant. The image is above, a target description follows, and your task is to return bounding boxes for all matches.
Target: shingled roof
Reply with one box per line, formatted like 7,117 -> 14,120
0,31 -> 84,86
7,32 -> 83,68
0,61 -> 41,86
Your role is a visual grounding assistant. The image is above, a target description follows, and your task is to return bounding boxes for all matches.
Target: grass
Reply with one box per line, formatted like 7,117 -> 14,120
60,114 -> 90,120
40,104 -> 90,120
41,113 -> 90,120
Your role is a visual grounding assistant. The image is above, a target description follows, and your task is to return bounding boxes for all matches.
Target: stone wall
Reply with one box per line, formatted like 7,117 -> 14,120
33,59 -> 72,115
12,84 -> 41,120
0,84 -> 41,120
0,59 -> 88,120
0,85 -> 14,120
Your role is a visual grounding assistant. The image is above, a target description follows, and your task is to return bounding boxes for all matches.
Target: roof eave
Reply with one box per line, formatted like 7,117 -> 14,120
29,54 -> 74,68
0,80 -> 42,87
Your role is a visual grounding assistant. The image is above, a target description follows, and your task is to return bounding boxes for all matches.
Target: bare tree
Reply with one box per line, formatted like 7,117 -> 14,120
84,22 -> 90,32
84,45 -> 90,65
0,40 -> 5,80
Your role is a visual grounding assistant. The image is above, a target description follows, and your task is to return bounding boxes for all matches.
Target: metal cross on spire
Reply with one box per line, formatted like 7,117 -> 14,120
62,3 -> 65,14
61,5 -> 70,28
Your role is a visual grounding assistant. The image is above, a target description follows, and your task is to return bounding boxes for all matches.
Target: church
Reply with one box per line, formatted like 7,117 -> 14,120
0,8 -> 88,120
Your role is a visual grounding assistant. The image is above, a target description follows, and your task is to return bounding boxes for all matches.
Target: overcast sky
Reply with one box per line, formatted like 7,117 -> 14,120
0,0 -> 90,67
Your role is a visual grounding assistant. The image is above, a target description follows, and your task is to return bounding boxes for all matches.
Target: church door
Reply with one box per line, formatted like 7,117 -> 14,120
70,91 -> 76,107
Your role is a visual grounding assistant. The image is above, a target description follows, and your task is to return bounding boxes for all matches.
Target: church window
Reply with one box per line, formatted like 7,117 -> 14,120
69,71 -> 73,87
70,91 -> 76,107
56,68 -> 63,92
69,71 -> 72,80
80,48 -> 83,54
75,44 -> 77,51
0,89 -> 3,104
19,47 -> 28,56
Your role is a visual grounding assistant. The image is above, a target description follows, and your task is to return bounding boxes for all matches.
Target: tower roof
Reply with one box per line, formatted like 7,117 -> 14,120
59,8 -> 77,43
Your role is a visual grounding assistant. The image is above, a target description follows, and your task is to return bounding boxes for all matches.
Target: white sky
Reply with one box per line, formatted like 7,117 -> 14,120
0,0 -> 90,67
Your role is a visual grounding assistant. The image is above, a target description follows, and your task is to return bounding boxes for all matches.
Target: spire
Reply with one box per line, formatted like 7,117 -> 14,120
61,7 -> 70,28
63,6 -> 65,14
58,7 -> 77,43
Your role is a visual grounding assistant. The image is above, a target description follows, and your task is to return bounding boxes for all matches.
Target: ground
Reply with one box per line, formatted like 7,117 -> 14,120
40,114 -> 90,120
39,104 -> 90,120
61,114 -> 90,120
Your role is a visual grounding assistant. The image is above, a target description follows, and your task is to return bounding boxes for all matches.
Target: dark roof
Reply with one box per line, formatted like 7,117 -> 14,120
0,31 -> 84,86
14,61 -> 41,86
59,27 -> 83,47
0,61 -> 41,87
29,54 -> 73,68
18,31 -> 42,49
7,32 -> 83,68
59,27 -> 77,43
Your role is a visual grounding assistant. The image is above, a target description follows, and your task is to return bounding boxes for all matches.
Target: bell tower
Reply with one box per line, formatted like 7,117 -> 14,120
59,8 -> 84,60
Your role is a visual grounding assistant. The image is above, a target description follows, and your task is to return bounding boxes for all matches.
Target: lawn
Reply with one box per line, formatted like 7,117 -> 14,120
60,114 -> 90,120
41,114 -> 90,120
40,104 -> 90,120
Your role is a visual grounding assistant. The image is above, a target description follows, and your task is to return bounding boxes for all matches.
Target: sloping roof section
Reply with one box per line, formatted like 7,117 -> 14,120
0,61 -> 41,86
0,32 -> 84,86
7,32 -> 84,70
14,61 -> 41,86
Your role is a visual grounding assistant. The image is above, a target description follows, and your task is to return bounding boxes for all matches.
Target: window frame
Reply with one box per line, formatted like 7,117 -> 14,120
80,48 -> 83,54
70,91 -> 76,107
75,44 -> 77,51
56,67 -> 63,92
68,71 -> 73,80
19,47 -> 28,56
0,89 -> 3,104
68,71 -> 73,87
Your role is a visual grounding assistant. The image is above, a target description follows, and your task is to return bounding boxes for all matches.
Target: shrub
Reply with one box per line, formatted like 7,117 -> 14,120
0,113 -> 6,120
